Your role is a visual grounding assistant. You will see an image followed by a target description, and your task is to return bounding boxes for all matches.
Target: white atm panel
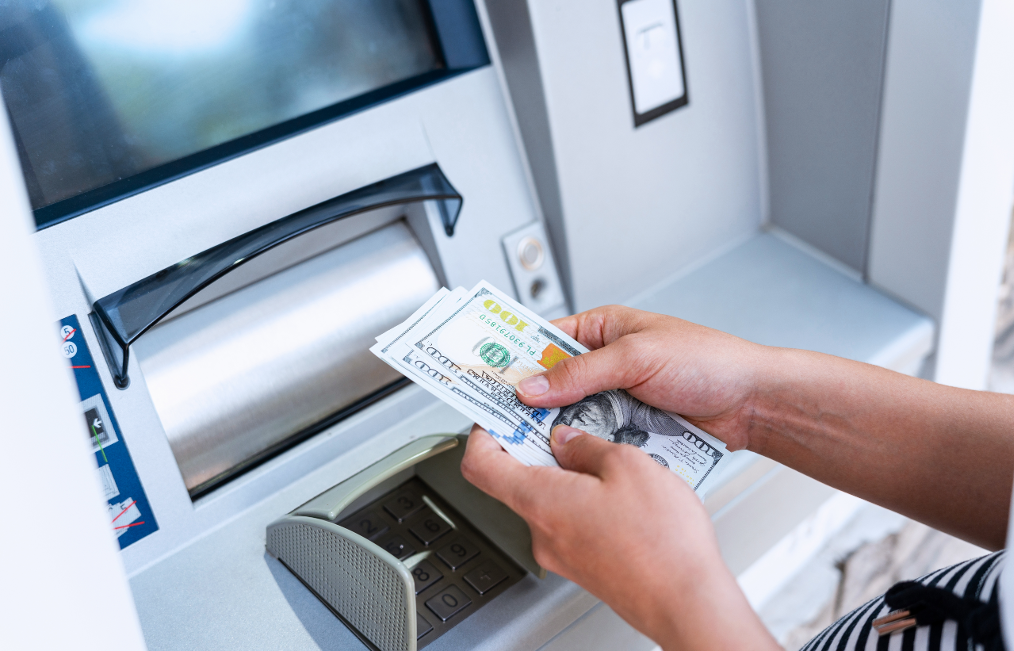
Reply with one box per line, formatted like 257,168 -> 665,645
487,0 -> 766,311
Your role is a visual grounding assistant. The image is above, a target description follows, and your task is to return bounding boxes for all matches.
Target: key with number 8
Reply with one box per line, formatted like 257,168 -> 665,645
410,560 -> 443,594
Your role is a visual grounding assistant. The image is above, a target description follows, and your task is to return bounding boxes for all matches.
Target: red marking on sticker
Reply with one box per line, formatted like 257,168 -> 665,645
70,365 -> 91,369
111,500 -> 137,523
114,521 -> 145,530
62,328 -> 76,342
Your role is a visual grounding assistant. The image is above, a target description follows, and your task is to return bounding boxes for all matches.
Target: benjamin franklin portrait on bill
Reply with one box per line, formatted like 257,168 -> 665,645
551,389 -> 693,448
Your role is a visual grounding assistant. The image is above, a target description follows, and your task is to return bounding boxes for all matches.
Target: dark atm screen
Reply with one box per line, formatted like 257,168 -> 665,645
0,0 -> 462,228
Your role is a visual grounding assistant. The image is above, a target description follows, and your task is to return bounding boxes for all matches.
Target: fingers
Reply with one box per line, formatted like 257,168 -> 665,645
554,305 -> 654,351
549,314 -> 580,340
550,425 -> 642,479
521,306 -> 659,408
517,340 -> 643,407
460,424 -> 539,511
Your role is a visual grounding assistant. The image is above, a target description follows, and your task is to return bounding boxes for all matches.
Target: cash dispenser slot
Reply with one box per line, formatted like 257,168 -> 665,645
91,164 -> 461,388
91,164 -> 463,497
267,435 -> 542,651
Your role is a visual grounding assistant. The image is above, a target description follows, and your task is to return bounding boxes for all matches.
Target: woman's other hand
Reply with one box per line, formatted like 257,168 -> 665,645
460,423 -> 778,651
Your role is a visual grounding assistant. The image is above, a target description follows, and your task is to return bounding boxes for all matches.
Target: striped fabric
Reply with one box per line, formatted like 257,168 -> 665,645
799,550 -> 1005,651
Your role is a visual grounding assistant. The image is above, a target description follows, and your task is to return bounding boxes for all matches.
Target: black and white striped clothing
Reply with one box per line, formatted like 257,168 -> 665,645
800,550 -> 1005,651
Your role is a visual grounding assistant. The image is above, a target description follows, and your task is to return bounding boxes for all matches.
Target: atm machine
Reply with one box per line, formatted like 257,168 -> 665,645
1,0 -> 1010,650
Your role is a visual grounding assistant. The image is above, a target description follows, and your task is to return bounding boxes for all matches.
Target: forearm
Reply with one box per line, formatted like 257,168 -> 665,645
743,347 -> 1014,549
527,305 -> 1014,544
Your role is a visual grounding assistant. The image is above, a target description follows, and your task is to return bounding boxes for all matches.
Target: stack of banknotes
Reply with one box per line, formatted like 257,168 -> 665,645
371,280 -> 730,497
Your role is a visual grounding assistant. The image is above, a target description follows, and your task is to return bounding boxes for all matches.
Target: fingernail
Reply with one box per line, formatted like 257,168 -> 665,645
552,425 -> 583,446
518,374 -> 550,396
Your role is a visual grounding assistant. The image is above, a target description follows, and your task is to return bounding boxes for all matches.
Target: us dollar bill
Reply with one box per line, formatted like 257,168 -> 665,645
372,280 -> 730,496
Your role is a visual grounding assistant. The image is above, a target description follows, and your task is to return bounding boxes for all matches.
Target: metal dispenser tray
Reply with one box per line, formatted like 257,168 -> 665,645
136,221 -> 439,495
267,435 -> 544,651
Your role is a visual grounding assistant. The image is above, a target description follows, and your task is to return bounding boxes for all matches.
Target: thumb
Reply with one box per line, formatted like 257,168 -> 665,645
550,425 -> 634,478
516,343 -> 633,407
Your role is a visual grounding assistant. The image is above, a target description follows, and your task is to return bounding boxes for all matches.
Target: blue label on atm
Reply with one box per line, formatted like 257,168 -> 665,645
60,314 -> 158,550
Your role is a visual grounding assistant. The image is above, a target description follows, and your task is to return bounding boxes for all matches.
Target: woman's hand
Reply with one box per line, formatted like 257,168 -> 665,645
517,305 -> 768,450
460,423 -> 778,651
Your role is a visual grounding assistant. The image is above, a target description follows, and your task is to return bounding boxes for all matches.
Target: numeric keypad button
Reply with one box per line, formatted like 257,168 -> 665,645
436,537 -> 480,571
416,613 -> 433,640
425,585 -> 472,622
409,511 -> 453,546
410,560 -> 443,594
383,490 -> 425,522
337,509 -> 389,541
375,533 -> 415,560
463,560 -> 508,595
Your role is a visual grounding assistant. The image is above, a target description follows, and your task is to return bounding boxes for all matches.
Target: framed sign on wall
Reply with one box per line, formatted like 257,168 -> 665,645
618,0 -> 689,126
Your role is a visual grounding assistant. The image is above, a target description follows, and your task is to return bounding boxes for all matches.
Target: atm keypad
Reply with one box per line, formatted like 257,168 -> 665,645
334,477 -> 523,648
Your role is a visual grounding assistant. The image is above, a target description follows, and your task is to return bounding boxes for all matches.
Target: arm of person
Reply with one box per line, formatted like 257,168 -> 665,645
460,423 -> 780,651
514,306 -> 1014,550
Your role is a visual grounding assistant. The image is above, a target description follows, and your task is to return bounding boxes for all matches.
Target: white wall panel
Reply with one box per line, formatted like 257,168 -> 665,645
869,0 -> 1014,389
0,97 -> 145,651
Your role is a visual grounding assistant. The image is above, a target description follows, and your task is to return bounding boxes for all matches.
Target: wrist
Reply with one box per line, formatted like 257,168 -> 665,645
738,345 -> 791,452
713,342 -> 788,452
644,556 -> 772,650
741,346 -> 849,458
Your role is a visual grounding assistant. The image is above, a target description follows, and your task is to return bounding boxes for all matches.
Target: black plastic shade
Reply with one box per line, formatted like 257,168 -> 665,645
91,163 -> 462,388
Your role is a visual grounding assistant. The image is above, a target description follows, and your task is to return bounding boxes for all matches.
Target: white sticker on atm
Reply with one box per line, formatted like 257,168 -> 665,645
109,498 -> 141,538
97,464 -> 120,501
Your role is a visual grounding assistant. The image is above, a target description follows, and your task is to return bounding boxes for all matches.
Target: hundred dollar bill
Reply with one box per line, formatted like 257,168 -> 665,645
371,290 -> 548,467
392,342 -> 550,467
411,281 -> 729,493
374,287 -> 457,355
373,280 -> 730,495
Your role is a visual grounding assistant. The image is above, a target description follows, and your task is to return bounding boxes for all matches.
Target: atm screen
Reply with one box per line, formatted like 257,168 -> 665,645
0,0 -> 451,228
